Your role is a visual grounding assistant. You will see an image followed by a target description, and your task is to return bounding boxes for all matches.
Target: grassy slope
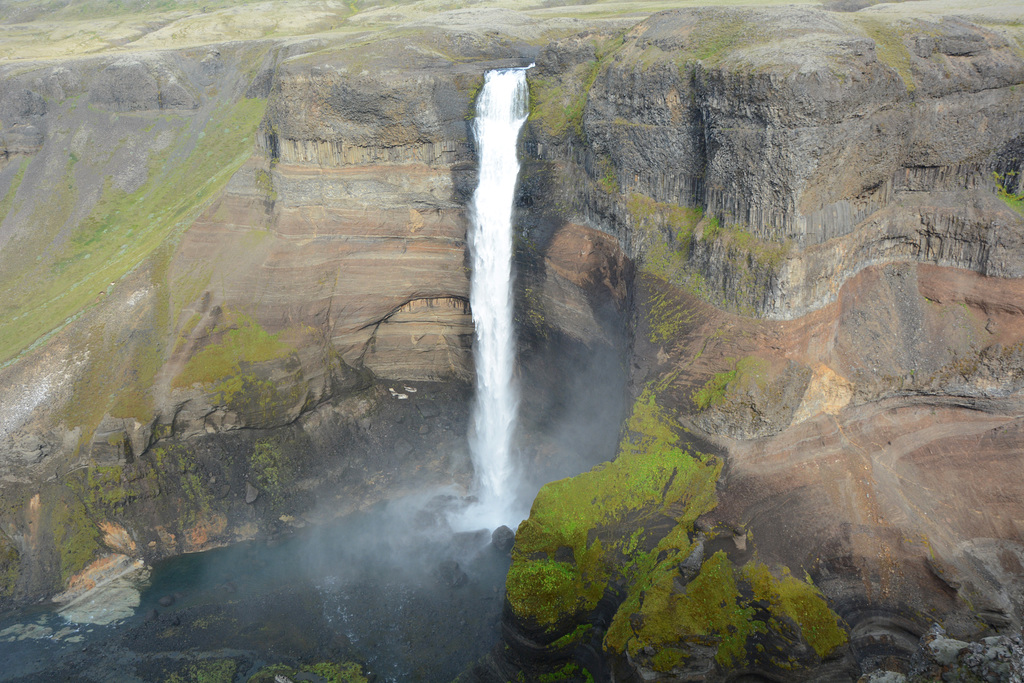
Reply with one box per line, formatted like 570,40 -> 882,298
0,97 -> 267,365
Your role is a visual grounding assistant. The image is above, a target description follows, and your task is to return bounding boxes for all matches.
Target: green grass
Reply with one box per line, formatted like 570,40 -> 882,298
0,156 -> 29,226
684,17 -> 755,65
995,171 -> 1024,217
0,96 -> 267,365
172,312 -> 291,388
693,368 -> 736,410
693,355 -> 769,411
857,17 -> 916,92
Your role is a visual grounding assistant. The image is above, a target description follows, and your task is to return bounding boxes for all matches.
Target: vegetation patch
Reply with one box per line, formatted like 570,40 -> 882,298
607,552 -> 847,672
856,18 -> 916,92
0,96 -> 267,364
47,488 -> 101,584
742,563 -> 848,658
507,385 -> 721,633
248,661 -> 368,683
702,219 -> 789,271
629,194 -> 703,276
645,286 -> 696,344
692,355 -> 769,411
528,36 -> 621,140
70,465 -> 134,510
995,171 -> 1024,217
173,311 -> 292,388
679,17 -> 757,66
165,658 -> 238,683
509,374 -> 846,672
250,437 -> 291,508
0,532 -> 19,599
537,662 -> 595,683
0,155 -> 29,226
149,442 -> 218,532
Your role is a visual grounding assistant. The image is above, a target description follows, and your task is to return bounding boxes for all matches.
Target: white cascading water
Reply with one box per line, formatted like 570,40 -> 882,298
465,67 -> 530,527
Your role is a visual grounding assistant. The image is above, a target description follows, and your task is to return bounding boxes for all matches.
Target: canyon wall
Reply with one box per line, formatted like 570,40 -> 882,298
0,3 -> 1022,681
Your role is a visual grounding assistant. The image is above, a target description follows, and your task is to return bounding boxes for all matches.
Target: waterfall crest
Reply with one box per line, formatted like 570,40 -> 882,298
466,67 -> 530,527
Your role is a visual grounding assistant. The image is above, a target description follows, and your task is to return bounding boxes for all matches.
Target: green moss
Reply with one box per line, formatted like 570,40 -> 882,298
702,219 -> 788,269
693,355 -> 769,411
70,465 -> 133,510
0,532 -> 19,599
606,552 -> 848,672
48,490 -> 101,584
693,368 -> 736,411
742,563 -> 848,658
518,286 -> 548,340
507,386 -> 721,633
0,96 -> 267,364
629,193 -> 703,283
857,18 -> 916,92
0,155 -> 30,226
148,442 -> 217,531
173,312 -> 292,388
538,662 -> 594,683
596,156 -> 618,194
528,36 -> 620,140
248,661 -> 367,683
254,167 -> 277,200
645,287 -> 696,344
995,171 -> 1024,217
165,658 -> 238,683
250,437 -> 290,507
550,623 -> 593,650
506,558 -> 596,629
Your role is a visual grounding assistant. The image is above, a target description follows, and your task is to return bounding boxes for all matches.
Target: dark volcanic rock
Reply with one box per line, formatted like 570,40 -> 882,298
438,560 -> 468,589
490,525 -> 515,554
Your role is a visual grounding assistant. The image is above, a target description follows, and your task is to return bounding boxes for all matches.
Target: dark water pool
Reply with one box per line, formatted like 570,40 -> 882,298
0,492 -> 511,682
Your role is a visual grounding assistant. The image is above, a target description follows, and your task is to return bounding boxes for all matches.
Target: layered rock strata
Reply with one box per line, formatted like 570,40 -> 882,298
0,5 -> 1021,682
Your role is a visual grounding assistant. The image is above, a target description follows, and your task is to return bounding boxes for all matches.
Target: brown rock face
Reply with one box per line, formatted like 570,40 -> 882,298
0,11 -> 1021,679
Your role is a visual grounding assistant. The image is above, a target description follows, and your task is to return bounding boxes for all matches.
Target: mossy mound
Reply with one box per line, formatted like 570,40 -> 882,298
505,384 -> 848,677
506,386 -> 721,635
0,531 -> 20,598
605,551 -> 848,674
248,661 -> 368,683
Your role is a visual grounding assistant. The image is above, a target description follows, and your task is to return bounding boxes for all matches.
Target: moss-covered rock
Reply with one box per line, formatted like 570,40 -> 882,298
506,385 -> 721,636
248,661 -> 368,683
505,383 -> 848,679
0,531 -> 19,599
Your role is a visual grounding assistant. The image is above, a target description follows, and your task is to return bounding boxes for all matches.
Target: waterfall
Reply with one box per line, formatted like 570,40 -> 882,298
466,67 -> 530,527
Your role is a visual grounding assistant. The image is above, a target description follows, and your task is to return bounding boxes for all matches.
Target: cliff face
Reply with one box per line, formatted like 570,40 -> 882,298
0,12 -> 620,609
497,6 -> 1024,681
530,6 -> 1024,319
0,3 -> 1022,681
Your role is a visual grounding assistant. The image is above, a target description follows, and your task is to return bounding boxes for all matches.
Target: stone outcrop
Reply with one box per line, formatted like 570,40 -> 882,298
528,6 -> 1024,319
